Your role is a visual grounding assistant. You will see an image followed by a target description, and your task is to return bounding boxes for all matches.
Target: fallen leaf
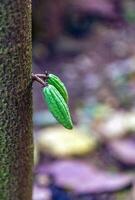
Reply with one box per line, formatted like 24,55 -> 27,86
36,160 -> 133,194
37,127 -> 97,157
109,138 -> 135,166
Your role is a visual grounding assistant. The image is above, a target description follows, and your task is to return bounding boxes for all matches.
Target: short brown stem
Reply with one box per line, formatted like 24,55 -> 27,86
32,73 -> 46,87
36,71 -> 49,80
36,74 -> 47,79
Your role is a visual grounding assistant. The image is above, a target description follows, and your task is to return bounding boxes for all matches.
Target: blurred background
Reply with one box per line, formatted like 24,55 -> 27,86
32,0 -> 135,199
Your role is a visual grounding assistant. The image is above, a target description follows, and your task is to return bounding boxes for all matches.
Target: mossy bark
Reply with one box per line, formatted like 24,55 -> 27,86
0,1 -> 33,200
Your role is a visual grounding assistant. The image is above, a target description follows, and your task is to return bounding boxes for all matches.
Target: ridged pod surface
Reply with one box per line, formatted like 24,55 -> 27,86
42,85 -> 73,129
47,74 -> 69,103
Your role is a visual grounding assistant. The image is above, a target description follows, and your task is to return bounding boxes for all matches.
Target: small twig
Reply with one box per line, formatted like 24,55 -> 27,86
32,73 -> 46,87
36,71 -> 49,80
36,74 -> 47,79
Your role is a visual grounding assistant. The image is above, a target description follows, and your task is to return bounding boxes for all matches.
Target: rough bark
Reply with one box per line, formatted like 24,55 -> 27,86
0,1 -> 33,200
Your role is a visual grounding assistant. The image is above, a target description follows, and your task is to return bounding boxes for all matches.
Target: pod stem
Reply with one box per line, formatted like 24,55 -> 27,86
32,73 -> 47,87
36,71 -> 49,80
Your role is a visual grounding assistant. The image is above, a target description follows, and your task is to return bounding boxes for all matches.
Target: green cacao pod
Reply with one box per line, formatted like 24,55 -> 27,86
42,84 -> 73,129
47,73 -> 68,103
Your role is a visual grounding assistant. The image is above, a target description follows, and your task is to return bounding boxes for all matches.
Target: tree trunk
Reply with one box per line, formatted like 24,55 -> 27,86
0,1 -> 33,200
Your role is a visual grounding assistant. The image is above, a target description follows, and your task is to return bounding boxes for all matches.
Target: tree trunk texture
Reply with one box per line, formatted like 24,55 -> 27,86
0,1 -> 33,200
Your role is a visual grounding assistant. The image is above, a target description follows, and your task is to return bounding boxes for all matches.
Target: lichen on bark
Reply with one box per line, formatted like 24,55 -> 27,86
0,1 -> 33,199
